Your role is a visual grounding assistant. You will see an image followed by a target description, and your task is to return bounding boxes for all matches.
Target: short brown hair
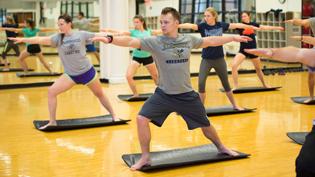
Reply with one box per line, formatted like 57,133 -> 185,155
161,7 -> 180,22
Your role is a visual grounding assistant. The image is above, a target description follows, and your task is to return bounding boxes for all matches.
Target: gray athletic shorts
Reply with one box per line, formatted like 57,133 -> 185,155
139,87 -> 210,130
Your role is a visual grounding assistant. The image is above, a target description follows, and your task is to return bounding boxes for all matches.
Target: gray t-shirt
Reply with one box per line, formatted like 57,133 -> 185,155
50,31 -> 95,76
141,34 -> 203,94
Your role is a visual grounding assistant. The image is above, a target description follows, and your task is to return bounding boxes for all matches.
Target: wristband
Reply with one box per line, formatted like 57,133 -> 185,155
106,35 -> 113,43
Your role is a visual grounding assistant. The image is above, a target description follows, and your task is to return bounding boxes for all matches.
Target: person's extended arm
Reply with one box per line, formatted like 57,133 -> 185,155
39,28 -> 58,32
101,28 -> 131,36
259,25 -> 284,31
285,18 -> 310,28
8,36 -> 52,46
91,35 -> 141,48
292,35 -> 315,45
229,23 -> 259,30
1,27 -> 22,33
178,23 -> 199,31
199,35 -> 252,48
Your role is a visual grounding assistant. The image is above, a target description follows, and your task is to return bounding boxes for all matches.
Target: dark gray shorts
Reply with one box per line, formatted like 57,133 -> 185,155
139,87 -> 210,130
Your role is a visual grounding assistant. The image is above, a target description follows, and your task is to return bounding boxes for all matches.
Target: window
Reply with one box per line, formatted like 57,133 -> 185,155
60,1 -> 94,19
179,0 -> 256,33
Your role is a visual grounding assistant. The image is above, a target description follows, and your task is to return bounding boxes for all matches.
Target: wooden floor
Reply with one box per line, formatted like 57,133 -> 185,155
0,54 -> 314,177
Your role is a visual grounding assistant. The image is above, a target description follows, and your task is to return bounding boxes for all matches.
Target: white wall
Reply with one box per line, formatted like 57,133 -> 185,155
256,0 -> 301,12
141,0 -> 179,17
129,0 -> 136,27
0,1 -> 36,9
43,1 -> 61,28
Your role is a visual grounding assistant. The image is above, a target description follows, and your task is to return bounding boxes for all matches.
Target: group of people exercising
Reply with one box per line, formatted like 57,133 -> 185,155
2,6 -> 314,176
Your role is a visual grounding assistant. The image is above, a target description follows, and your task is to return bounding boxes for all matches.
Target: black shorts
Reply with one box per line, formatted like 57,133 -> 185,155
133,56 -> 154,66
27,44 -> 41,54
139,87 -> 210,130
239,43 -> 258,59
239,48 -> 258,59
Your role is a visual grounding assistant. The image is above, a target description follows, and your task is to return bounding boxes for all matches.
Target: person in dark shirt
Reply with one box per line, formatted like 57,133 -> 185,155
231,11 -> 283,89
0,16 -> 20,70
178,7 -> 256,110
296,120 -> 315,177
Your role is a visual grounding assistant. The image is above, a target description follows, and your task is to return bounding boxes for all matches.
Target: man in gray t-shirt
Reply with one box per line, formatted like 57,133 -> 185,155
93,7 -> 251,171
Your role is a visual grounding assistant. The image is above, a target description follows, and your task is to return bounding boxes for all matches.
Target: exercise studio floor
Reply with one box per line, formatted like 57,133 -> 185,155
0,53 -> 313,177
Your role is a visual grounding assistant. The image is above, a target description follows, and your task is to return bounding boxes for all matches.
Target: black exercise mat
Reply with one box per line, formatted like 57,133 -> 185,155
33,115 -> 130,132
205,105 -> 256,116
291,97 -> 315,105
220,86 -> 281,93
287,132 -> 309,145
122,144 -> 249,171
16,72 -> 62,77
0,68 -> 34,72
118,93 -> 153,101
0,81 -> 54,89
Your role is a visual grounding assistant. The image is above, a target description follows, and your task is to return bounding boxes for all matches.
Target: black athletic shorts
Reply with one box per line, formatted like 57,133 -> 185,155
133,56 -> 154,66
27,44 -> 41,54
239,42 -> 258,59
139,87 -> 210,130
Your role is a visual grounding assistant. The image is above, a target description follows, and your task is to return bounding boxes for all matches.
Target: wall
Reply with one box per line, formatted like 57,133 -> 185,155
140,0 -> 179,17
0,0 -> 36,9
256,0 -> 301,12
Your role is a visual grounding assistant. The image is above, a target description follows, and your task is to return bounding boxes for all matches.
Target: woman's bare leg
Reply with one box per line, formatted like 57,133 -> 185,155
87,78 -> 118,120
18,49 -> 30,73
126,61 -> 141,97
305,72 -> 315,103
231,53 -> 246,89
40,75 -> 75,129
251,57 -> 269,88
145,63 -> 158,85
36,52 -> 52,73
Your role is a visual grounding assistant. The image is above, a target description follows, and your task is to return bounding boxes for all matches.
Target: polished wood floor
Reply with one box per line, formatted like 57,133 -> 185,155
0,53 -> 313,177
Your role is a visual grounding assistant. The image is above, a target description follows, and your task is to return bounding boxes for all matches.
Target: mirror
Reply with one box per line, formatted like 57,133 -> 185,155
0,0 -> 306,82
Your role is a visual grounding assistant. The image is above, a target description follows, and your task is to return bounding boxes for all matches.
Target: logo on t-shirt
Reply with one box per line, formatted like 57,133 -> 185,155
176,49 -> 184,58
165,48 -> 188,64
64,43 -> 80,55
204,28 -> 223,37
242,28 -> 254,35
166,58 -> 188,64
